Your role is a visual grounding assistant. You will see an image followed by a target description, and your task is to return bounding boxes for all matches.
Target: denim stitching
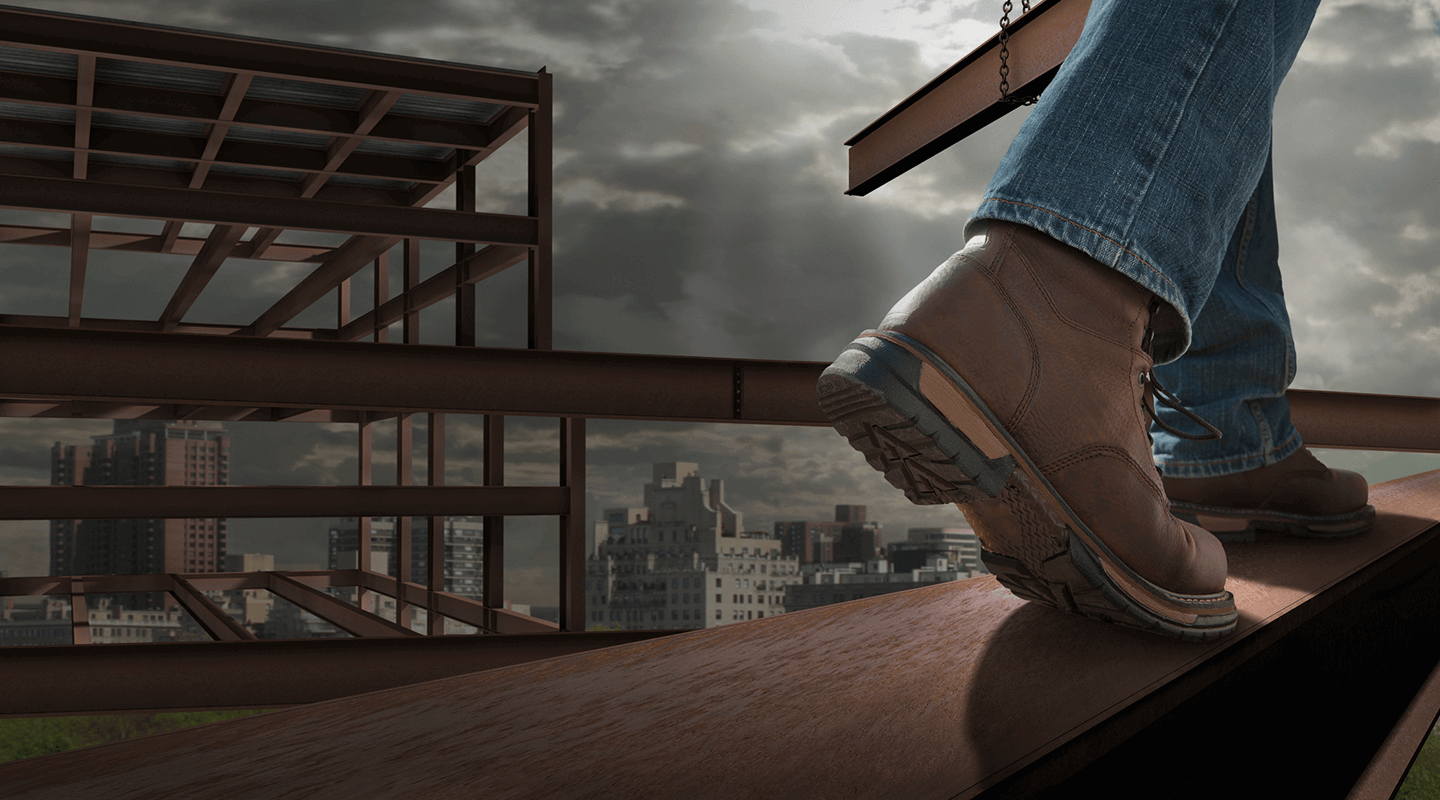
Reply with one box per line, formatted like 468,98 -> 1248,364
978,198 -> 1182,298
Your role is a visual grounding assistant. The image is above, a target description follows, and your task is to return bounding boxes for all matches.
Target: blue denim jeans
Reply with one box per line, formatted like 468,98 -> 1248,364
963,0 -> 1321,478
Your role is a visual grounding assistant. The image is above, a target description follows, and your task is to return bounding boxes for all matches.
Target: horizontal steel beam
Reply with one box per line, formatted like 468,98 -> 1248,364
337,244 -> 530,342
0,485 -> 570,520
266,572 -> 419,639
0,117 -> 450,187
0,223 -> 335,263
0,152 -> 409,209
0,6 -> 541,107
845,0 -> 1091,195
3,473 -> 1435,797
0,175 -> 537,246
2,324 -> 1438,452
0,630 -> 680,717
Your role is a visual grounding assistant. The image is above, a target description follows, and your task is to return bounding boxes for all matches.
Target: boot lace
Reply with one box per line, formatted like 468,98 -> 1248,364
1140,297 -> 1222,450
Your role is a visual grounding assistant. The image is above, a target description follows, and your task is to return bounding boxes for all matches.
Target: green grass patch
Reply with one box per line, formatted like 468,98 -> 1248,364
1399,733 -> 1440,800
0,710 -> 270,763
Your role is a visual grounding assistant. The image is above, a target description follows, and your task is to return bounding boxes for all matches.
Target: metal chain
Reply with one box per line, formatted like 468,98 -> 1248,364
998,0 -> 1040,106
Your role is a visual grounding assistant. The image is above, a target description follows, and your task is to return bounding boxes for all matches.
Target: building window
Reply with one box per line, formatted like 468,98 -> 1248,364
715,610 -> 721,620
715,594 -> 721,603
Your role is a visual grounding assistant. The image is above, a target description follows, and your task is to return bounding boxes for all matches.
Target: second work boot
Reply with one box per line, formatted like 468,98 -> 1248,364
817,221 -> 1238,641
1163,447 -> 1375,541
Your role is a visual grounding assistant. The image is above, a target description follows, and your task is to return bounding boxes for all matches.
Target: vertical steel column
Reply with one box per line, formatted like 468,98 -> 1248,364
373,251 -> 389,343
559,417 -> 585,632
396,414 -> 413,629
340,277 -> 372,611
427,413 -> 445,636
402,239 -> 420,345
70,578 -> 90,645
528,69 -> 575,629
483,414 -> 504,615
455,164 -> 476,348
527,68 -> 553,353
357,413 -> 372,612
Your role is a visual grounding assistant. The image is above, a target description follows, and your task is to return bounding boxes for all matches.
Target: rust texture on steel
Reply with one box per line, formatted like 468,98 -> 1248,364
845,0 -> 1092,195
1,470 -> 1436,799
0,485 -> 569,520
3,324 -> 1438,450
0,630 -> 680,718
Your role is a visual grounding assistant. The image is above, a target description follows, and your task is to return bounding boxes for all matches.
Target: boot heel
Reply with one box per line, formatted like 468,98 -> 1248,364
817,334 -> 1016,505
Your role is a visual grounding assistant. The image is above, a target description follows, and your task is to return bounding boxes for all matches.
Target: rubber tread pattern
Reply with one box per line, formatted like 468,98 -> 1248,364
818,337 -> 1238,642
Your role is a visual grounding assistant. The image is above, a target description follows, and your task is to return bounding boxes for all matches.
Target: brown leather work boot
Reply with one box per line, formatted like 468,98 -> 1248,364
1163,447 -> 1375,542
817,221 -> 1238,641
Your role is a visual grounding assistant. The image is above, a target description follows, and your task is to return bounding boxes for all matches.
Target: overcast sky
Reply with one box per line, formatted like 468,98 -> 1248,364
2,0 -> 1439,610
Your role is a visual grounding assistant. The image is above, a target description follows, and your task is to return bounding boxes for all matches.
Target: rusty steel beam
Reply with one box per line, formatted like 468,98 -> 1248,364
297,89 -> 403,197
483,413 -> 505,617
0,151 -> 410,210
168,574 -> 255,642
427,412 -> 445,636
72,54 -> 94,180
69,578 -> 90,646
159,224 -> 248,331
246,236 -> 399,337
0,222 -> 336,263
559,416 -> 585,632
66,213 -> 89,327
0,116 -> 449,189
401,111 -> 531,209
157,219 -> 183,254
0,325 -> 827,425
455,164 -> 477,347
0,313 -> 332,338
528,69 -> 554,352
846,0 -> 1091,195
0,485 -> 569,521
336,245 -> 529,342
3,473 -> 1436,798
4,324 -> 1438,450
0,69 -> 500,153
350,570 -> 555,635
0,6 -> 541,106
0,175 -> 537,246
0,630 -> 677,718
266,572 -> 419,639
189,71 -> 253,189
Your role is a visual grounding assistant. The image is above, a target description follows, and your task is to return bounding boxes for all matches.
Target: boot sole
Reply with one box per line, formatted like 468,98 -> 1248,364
1170,500 -> 1377,544
817,330 -> 1238,642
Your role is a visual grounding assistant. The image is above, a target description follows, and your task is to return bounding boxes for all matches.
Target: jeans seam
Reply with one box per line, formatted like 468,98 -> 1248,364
1159,426 -> 1300,468
977,198 -> 1183,298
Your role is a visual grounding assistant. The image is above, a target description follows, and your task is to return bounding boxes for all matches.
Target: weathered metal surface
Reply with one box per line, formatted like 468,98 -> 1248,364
3,323 -> 1439,449
0,485 -> 569,520
0,5 -> 540,105
168,574 -> 255,642
0,631 -> 680,717
3,471 -> 1435,799
0,224 -> 335,262
846,0 -> 1092,195
0,175 -> 538,245
335,246 -> 529,342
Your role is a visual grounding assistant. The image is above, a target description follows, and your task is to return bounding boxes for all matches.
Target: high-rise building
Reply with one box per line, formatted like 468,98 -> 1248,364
327,517 -> 483,599
775,505 -> 884,564
587,462 -> 804,631
886,527 -> 986,574
50,420 -> 230,581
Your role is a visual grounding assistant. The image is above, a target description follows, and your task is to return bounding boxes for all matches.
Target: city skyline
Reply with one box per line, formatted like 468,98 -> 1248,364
2,0 -> 1440,611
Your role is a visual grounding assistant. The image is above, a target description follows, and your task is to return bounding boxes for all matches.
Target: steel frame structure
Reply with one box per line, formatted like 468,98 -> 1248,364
1,3 -> 1439,798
